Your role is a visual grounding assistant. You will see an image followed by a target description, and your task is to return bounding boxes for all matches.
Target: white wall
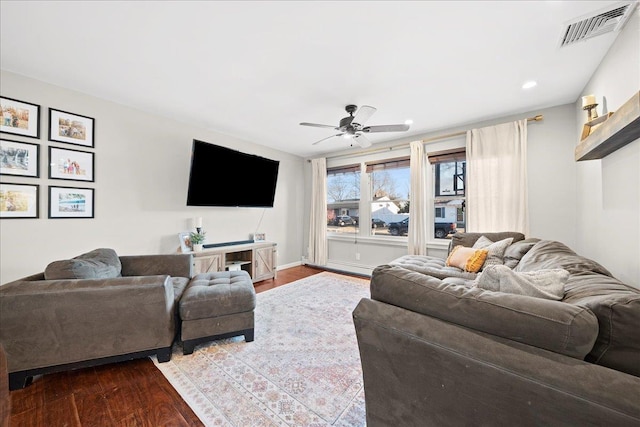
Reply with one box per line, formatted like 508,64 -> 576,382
574,9 -> 640,288
0,70 -> 306,283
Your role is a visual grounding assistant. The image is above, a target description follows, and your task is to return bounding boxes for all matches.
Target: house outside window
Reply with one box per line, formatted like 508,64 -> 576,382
326,164 -> 360,234
366,157 -> 410,236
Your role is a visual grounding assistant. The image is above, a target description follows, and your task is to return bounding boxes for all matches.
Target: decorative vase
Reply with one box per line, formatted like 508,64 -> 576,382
193,243 -> 204,252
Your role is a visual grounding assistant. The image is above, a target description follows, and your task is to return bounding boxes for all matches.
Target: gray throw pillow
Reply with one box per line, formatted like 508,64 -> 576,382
503,238 -> 540,269
472,236 -> 513,269
44,248 -> 122,280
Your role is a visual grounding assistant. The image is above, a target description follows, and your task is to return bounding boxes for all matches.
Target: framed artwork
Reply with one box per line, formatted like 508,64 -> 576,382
48,146 -> 94,182
253,233 -> 266,241
0,183 -> 39,219
49,108 -> 95,148
0,96 -> 40,139
49,185 -> 94,219
0,139 -> 40,178
178,232 -> 192,253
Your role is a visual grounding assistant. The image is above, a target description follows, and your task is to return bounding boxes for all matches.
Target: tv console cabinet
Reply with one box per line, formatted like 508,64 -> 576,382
190,241 -> 277,282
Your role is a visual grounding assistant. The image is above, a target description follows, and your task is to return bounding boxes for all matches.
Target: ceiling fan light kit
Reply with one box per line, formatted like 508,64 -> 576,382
300,104 -> 410,148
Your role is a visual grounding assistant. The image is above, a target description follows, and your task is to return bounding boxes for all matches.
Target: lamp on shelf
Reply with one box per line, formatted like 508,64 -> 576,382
582,94 -> 599,122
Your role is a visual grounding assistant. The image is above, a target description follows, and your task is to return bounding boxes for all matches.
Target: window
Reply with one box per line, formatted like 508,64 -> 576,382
326,164 -> 360,234
428,148 -> 466,238
366,157 -> 410,236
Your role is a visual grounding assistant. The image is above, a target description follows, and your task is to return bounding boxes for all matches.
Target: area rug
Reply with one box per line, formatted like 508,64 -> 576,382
152,272 -> 371,426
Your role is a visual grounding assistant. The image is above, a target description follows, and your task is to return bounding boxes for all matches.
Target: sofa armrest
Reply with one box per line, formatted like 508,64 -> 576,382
119,254 -> 192,278
0,275 -> 176,373
353,298 -> 640,427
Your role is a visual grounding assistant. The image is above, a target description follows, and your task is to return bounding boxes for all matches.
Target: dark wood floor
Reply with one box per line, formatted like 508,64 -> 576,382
4,265 -> 329,427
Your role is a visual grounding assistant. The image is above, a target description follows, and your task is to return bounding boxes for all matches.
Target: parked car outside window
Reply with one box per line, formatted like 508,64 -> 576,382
372,218 -> 387,228
333,215 -> 357,226
387,217 -> 456,238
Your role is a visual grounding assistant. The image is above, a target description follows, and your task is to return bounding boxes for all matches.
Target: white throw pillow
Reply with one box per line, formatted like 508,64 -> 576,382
472,236 -> 514,269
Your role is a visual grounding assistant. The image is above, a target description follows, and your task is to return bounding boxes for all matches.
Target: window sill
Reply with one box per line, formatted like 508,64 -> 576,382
327,233 -> 452,249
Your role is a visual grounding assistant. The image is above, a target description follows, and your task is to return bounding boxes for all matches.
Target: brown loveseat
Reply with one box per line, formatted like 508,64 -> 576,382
353,232 -> 640,426
0,249 -> 192,390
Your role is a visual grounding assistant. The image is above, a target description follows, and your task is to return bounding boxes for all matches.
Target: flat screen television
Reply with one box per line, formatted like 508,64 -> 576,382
186,139 -> 279,207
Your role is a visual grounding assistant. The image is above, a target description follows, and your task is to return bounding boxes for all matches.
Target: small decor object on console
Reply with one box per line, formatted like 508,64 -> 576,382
253,232 -> 265,242
178,232 -> 191,253
189,230 -> 206,252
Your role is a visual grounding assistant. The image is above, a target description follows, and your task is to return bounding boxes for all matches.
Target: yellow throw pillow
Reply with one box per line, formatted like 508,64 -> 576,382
446,246 -> 489,273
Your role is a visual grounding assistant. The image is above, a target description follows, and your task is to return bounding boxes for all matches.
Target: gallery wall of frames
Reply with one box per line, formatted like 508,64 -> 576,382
0,96 -> 96,219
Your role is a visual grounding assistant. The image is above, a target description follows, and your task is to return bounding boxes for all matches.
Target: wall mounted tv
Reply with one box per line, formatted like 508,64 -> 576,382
186,139 -> 279,207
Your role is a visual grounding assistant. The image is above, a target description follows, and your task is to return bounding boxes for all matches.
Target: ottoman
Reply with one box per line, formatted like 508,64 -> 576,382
179,270 -> 256,355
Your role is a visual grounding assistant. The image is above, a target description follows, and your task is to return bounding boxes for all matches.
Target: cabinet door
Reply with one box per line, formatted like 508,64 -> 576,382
193,254 -> 224,275
253,245 -> 276,281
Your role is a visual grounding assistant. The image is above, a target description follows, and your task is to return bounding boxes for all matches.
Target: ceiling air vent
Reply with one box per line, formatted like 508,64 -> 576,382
560,1 -> 637,47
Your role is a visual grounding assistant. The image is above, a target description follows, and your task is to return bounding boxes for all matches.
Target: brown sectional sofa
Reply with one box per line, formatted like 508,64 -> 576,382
0,249 -> 193,390
353,232 -> 640,426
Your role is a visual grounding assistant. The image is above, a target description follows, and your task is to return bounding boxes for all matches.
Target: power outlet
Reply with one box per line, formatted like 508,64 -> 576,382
355,253 -> 361,260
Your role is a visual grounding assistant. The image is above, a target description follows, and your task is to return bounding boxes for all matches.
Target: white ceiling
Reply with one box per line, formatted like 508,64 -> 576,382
0,1 -> 634,158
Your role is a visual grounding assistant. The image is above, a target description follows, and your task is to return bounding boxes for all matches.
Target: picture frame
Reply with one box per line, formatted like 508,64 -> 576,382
178,232 -> 192,253
0,96 -> 40,139
49,108 -> 95,148
0,139 -> 40,178
49,146 -> 95,182
253,232 -> 266,242
48,185 -> 94,219
0,183 -> 39,219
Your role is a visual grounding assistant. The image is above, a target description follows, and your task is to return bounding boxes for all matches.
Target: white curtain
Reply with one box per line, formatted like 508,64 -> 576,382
308,158 -> 328,265
466,120 -> 529,235
408,140 -> 427,255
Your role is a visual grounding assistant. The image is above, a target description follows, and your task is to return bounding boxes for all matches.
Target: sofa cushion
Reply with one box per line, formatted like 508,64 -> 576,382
446,246 -> 488,273
390,255 -> 479,280
503,238 -> 540,268
472,236 -> 514,269
517,240 -> 640,377
449,231 -> 525,254
370,264 -> 599,359
44,248 -> 122,280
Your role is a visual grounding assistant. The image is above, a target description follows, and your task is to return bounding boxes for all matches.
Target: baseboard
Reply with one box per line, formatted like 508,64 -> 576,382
304,261 -> 373,278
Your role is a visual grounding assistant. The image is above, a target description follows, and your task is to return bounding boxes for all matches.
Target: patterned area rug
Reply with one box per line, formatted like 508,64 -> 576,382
152,272 -> 370,426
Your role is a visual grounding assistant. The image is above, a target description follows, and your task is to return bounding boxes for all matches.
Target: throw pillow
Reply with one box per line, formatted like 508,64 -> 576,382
476,264 -> 568,300
503,238 -> 539,269
44,248 -> 122,280
472,236 -> 514,269
446,246 -> 488,273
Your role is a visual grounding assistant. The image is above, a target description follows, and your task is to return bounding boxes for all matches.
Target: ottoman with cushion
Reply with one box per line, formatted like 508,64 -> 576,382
180,270 -> 256,354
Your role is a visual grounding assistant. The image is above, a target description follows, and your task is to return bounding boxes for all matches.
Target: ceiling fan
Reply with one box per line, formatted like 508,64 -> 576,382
300,104 -> 410,148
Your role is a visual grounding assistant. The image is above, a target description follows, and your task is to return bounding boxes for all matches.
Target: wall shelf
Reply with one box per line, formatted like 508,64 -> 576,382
575,91 -> 640,161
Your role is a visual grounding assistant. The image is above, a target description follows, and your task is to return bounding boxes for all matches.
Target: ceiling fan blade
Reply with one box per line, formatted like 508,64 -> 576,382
352,105 -> 377,127
362,124 -> 410,133
312,133 -> 344,145
300,122 -> 338,129
353,134 -> 372,148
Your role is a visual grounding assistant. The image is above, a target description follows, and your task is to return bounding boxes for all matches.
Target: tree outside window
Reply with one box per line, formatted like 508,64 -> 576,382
327,165 -> 360,234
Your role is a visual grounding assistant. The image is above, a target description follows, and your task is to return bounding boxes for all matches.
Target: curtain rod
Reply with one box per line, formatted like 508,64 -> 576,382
312,114 -> 543,162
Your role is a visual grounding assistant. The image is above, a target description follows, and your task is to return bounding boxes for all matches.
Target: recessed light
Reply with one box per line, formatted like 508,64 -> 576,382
405,119 -> 414,125
522,80 -> 537,89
